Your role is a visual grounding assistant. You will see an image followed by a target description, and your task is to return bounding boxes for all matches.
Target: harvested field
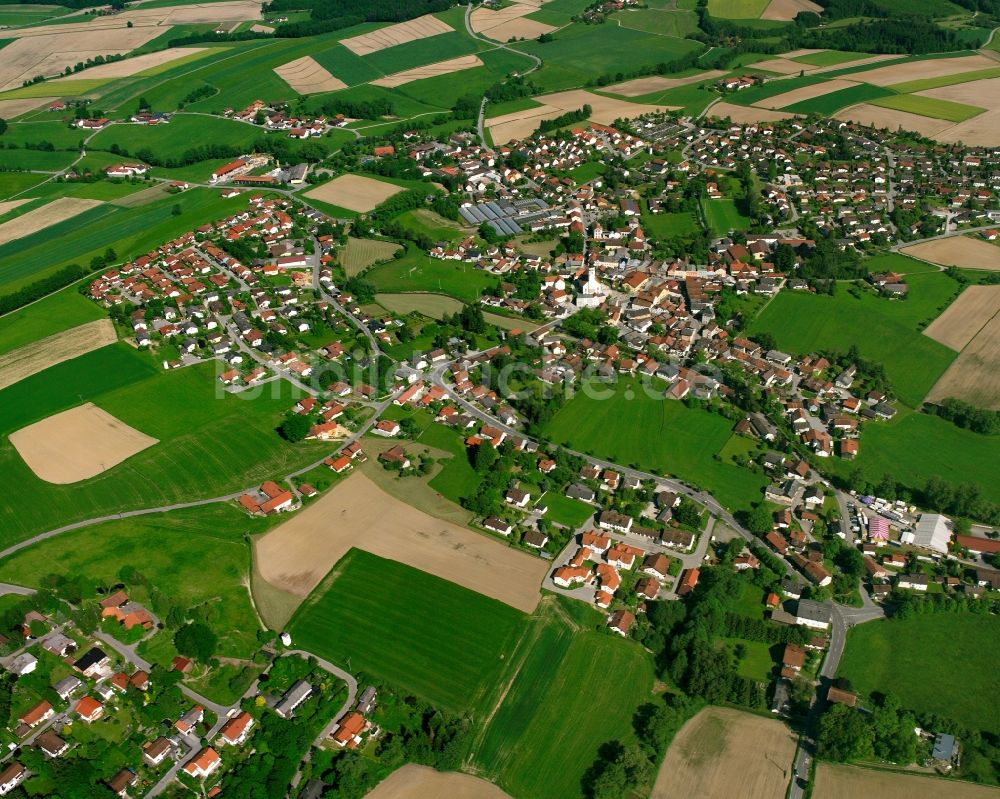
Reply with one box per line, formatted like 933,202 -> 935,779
340,14 -> 452,56
746,58 -> 805,75
834,103 -> 953,137
0,97 -> 57,119
6,1 -> 263,35
274,55 -> 346,94
814,763 -> 1000,799
364,765 -> 513,799
923,285 -> 1000,351
927,309 -> 1000,409
605,70 -> 726,97
651,707 -> 796,799
60,47 -> 207,80
470,0 -> 555,41
0,319 -> 116,391
250,23 -> 272,32
0,197 -> 102,246
842,54 -> 997,87
921,75 -> 1000,106
901,235 -> 1000,271
760,0 -> 821,20
371,54 -> 484,87
704,100 -> 798,123
756,78 -> 859,109
254,471 -> 547,611
935,107 -> 1000,145
809,54 -> 898,74
0,199 -> 31,218
110,185 -> 170,207
10,401 -> 158,484
338,236 -> 401,276
304,174 -> 403,213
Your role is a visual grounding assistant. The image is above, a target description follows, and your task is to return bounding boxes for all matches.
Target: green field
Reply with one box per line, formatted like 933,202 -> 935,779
0,149 -> 77,171
395,208 -> 465,243
0,5 -> 72,25
707,0 -> 769,17
617,7 -> 699,37
470,599 -> 655,799
838,613 -> 1000,733
0,504 -> 266,659
790,50 -> 868,67
0,172 -> 48,200
289,550 -> 524,714
784,83 -> 895,115
311,44 -> 383,87
643,209 -> 700,239
366,245 -> 497,302
888,65 -> 1000,93
726,75 -> 827,106
361,30 -> 478,75
538,491 -> 595,528
418,421 -> 483,504
703,198 -> 750,236
89,114 -> 262,160
0,345 -> 327,546
0,78 -> 109,99
0,289 -> 104,356
544,376 -> 767,511
749,269 -> 959,407
870,92 -> 984,122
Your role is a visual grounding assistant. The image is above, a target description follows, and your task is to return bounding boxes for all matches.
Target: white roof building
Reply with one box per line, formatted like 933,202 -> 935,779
903,513 -> 951,554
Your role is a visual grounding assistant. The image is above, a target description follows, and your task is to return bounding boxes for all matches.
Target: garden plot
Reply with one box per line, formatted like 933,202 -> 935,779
0,319 -> 116,391
705,101 -> 798,123
340,14 -> 453,56
606,70 -> 725,97
760,0 -> 822,20
371,54 -> 484,87
755,78 -> 859,109
10,402 -> 158,484
304,174 -> 403,213
274,55 -> 347,94
364,765 -> 513,799
470,0 -> 555,41
834,103 -> 953,137
60,47 -> 209,80
254,472 -> 547,612
0,197 -> 102,246
923,285 -> 1000,351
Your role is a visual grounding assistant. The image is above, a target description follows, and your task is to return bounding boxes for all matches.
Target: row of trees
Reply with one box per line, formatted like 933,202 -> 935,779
926,397 -> 1000,435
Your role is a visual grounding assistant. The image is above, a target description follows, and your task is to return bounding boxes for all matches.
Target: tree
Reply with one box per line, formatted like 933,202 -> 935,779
0,118 -> 7,136
819,703 -> 874,761
279,412 -> 312,443
174,622 -> 217,661
744,505 -> 773,535
471,442 -> 498,474
172,203 -> 182,216
673,497 -> 701,528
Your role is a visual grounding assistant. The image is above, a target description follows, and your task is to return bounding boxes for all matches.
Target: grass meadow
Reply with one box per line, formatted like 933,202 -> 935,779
0,289 -> 105,356
838,613 -> 1000,733
538,491 -> 595,528
89,115 -> 262,160
289,549 -> 525,714
361,30 -> 478,75
366,244 -> 497,302
0,345 -> 327,545
703,198 -> 751,236
544,376 -> 767,511
643,208 -> 700,239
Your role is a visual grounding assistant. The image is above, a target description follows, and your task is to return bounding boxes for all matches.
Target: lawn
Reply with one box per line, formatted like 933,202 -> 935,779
538,491 -> 595,529
417,420 -> 483,505
0,345 -> 327,546
707,0 -> 769,17
643,208 -> 700,240
366,244 -> 497,302
703,198 -> 750,236
289,549 -> 525,714
783,83 -> 895,115
749,272 -> 960,407
470,598 -> 655,799
543,375 -> 767,511
790,50 -> 867,67
870,93 -> 985,122
0,288 -> 104,356
838,613 -> 1000,733
0,504 -> 266,659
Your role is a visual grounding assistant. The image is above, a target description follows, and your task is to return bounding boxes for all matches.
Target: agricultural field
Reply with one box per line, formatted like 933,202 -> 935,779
338,236 -> 401,277
366,245 -> 497,302
543,375 -> 768,511
923,285 -> 1000,352
0,318 -> 114,391
288,549 -> 526,715
650,707 -> 796,799
469,598 -> 655,799
88,114 -> 262,160
304,174 -> 404,214
0,197 -> 101,247
782,83 -> 894,115
707,0 -> 770,18
749,269 -> 960,407
902,235 -> 1000,270
365,766 -> 513,799
0,289 -> 104,357
0,345 -> 327,546
0,503 -> 267,659
926,308 -> 1000,409
869,92 -> 984,122
838,613 -> 1000,734
704,198 -> 751,236
814,763 -> 1000,799
616,7 -> 699,37
790,50 -> 868,67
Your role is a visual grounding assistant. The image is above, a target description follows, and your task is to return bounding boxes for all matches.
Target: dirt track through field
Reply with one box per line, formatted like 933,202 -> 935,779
10,401 -> 158,483
606,70 -> 726,97
0,197 -> 102,246
705,101 -> 798,123
927,309 -> 1000,409
760,0 -> 821,20
651,707 -> 796,799
902,236 -> 1000,270
0,319 -> 116,391
924,285 -> 1000,351
835,103 -> 953,137
814,763 -> 1000,799
254,471 -> 547,612
340,14 -> 452,56
364,765 -> 513,799
305,175 -> 404,213
274,55 -> 346,94
371,55 -> 484,87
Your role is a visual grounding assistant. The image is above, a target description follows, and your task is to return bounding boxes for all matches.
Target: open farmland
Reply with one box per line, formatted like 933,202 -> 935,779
902,235 -> 1000,270
470,0 -> 556,41
60,46 -> 213,80
754,78 -> 861,109
606,70 -> 725,97
707,0 -> 770,18
289,549 -> 525,715
838,53 -> 997,86
371,54 -> 484,87
89,115 -> 262,161
338,236 -> 401,276
651,707 -> 796,799
254,471 -> 547,611
0,197 -> 101,247
304,174 -> 404,213
814,764 -> 1000,799
0,97 -> 59,119
469,599 -> 655,799
760,0 -> 822,19
869,93 -> 984,122
340,14 -> 452,56
273,55 -> 346,94
923,285 -> 1000,350
364,766 -> 513,799
0,318 -> 116,390
543,375 -> 767,511
838,613 -> 1000,734
704,101 -> 797,123
782,83 -> 894,115
10,402 -> 158,483
0,290 -> 105,357
927,310 -> 1000,409
835,102 -> 954,137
